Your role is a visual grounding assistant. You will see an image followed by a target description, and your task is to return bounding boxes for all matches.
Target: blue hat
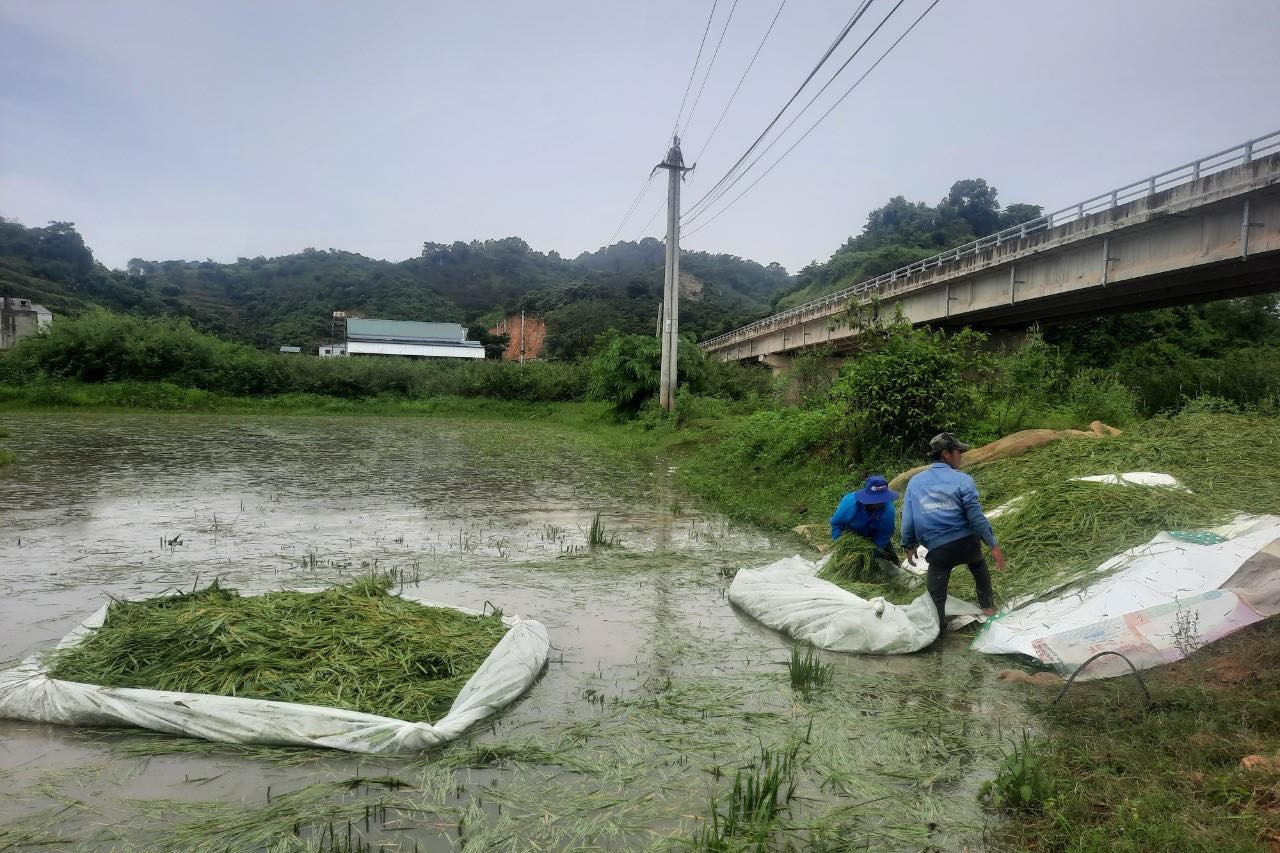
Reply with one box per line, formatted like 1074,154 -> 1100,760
854,474 -> 898,505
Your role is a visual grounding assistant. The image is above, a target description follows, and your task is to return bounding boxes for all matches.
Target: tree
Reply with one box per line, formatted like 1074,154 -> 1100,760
998,203 -> 1044,230
939,179 -> 1001,238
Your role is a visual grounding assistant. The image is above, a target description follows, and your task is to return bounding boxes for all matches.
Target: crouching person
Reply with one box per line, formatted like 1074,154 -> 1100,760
830,474 -> 900,567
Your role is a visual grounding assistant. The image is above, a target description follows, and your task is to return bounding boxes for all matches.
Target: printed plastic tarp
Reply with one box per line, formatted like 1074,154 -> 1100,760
0,589 -> 550,754
728,554 -> 981,654
972,514 -> 1280,679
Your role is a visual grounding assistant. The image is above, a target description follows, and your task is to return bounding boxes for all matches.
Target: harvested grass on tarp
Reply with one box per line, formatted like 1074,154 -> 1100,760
46,577 -> 509,722
951,478 -> 1226,604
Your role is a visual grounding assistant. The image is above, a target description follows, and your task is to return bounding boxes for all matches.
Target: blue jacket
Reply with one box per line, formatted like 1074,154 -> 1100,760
830,493 -> 895,549
900,463 -> 997,551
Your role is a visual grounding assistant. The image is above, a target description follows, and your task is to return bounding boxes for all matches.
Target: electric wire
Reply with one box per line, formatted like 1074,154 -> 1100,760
608,173 -> 657,245
684,0 -> 943,239
672,0 -> 721,136
691,0 -> 788,165
635,198 -> 667,241
683,0 -> 909,228
611,0 -> 716,247
679,0 -> 741,141
681,0 -> 876,221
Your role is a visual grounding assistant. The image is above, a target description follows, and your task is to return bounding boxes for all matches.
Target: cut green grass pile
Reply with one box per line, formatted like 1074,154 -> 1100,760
816,534 -> 919,604
962,478 -> 1226,604
46,577 -> 509,722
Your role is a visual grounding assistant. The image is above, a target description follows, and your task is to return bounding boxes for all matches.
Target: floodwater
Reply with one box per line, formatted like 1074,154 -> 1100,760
0,412 -> 1031,852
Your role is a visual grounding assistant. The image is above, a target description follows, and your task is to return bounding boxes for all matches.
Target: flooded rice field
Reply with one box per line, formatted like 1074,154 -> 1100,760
0,413 -> 1031,852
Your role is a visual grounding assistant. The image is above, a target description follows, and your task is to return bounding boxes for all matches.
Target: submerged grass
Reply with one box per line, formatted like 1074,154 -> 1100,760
46,577 -> 509,722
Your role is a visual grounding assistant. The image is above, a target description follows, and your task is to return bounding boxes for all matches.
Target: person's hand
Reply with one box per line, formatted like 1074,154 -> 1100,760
991,545 -> 1007,572
906,547 -> 918,567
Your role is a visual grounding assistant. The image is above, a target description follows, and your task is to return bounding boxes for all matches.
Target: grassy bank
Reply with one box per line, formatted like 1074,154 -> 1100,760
986,619 -> 1280,852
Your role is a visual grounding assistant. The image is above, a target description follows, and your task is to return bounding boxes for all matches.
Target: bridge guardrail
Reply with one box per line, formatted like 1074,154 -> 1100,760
702,129 -> 1280,351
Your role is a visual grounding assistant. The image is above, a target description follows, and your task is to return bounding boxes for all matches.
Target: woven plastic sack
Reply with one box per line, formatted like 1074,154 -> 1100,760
728,555 -> 981,654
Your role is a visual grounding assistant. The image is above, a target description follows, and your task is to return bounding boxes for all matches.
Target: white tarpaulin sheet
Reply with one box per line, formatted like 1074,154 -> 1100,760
972,514 -> 1280,679
0,589 -> 550,754
728,554 -> 981,654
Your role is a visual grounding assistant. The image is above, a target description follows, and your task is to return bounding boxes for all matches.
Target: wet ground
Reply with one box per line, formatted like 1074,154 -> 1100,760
0,412 -> 1031,852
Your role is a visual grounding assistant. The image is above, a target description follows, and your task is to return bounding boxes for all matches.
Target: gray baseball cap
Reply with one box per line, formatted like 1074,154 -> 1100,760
929,432 -> 972,453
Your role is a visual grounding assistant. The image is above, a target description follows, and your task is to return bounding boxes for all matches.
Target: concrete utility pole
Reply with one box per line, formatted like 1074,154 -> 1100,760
519,308 -> 525,365
656,137 -> 691,412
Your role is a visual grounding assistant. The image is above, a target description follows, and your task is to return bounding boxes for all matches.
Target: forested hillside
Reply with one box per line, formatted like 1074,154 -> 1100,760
0,218 -> 792,355
775,178 -> 1043,310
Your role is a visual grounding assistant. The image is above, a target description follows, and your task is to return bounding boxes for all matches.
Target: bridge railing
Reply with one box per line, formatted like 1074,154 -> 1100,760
702,129 -> 1280,351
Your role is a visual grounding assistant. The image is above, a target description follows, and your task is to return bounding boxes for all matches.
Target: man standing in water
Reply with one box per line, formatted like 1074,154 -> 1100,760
901,432 -> 1007,622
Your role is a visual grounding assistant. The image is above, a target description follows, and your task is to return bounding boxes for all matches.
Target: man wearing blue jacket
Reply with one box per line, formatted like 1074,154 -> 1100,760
901,432 -> 1007,621
830,474 -> 899,561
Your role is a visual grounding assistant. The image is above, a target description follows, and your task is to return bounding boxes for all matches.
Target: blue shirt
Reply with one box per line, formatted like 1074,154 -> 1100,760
829,494 -> 895,549
900,463 -> 996,550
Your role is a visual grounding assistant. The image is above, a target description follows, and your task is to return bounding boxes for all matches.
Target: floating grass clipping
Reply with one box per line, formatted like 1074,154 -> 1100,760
46,576 -> 509,722
788,646 -> 833,693
693,744 -> 800,851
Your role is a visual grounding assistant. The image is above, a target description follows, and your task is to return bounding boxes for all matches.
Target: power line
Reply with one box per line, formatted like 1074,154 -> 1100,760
683,0 -> 909,228
681,0 -> 876,222
679,0 -> 741,140
634,198 -> 667,242
672,0 -> 721,135
684,0 -> 944,239
608,0 -> 717,247
608,173 -> 657,245
691,0 -> 789,165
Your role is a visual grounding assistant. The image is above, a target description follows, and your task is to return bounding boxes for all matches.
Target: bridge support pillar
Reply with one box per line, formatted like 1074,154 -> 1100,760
759,353 -> 792,376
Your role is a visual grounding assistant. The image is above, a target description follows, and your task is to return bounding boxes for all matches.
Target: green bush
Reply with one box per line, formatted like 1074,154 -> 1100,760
1052,368 -> 1140,428
982,329 -> 1066,434
828,320 -> 986,456
1176,394 -> 1242,415
587,332 -> 707,416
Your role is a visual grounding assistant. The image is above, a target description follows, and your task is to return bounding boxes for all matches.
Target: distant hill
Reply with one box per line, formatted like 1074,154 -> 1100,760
772,179 -> 1043,312
0,218 -> 793,356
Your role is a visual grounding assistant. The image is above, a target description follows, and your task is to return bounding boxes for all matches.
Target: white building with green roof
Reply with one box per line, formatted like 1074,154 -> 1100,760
319,318 -> 485,359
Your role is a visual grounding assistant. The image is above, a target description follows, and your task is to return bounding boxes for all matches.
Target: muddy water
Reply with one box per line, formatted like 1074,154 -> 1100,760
0,412 -> 1030,852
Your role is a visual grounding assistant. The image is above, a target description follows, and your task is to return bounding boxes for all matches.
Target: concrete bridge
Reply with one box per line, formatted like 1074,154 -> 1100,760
702,131 -> 1280,367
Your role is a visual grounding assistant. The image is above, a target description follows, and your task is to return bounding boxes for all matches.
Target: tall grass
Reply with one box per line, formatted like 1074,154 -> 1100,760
693,745 -> 800,851
787,646 -> 833,692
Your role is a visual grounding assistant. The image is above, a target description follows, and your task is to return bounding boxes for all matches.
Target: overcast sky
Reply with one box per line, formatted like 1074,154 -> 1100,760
3,0 -> 1278,274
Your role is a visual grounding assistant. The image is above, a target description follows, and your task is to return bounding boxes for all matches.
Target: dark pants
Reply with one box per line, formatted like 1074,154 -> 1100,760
925,534 -> 992,622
